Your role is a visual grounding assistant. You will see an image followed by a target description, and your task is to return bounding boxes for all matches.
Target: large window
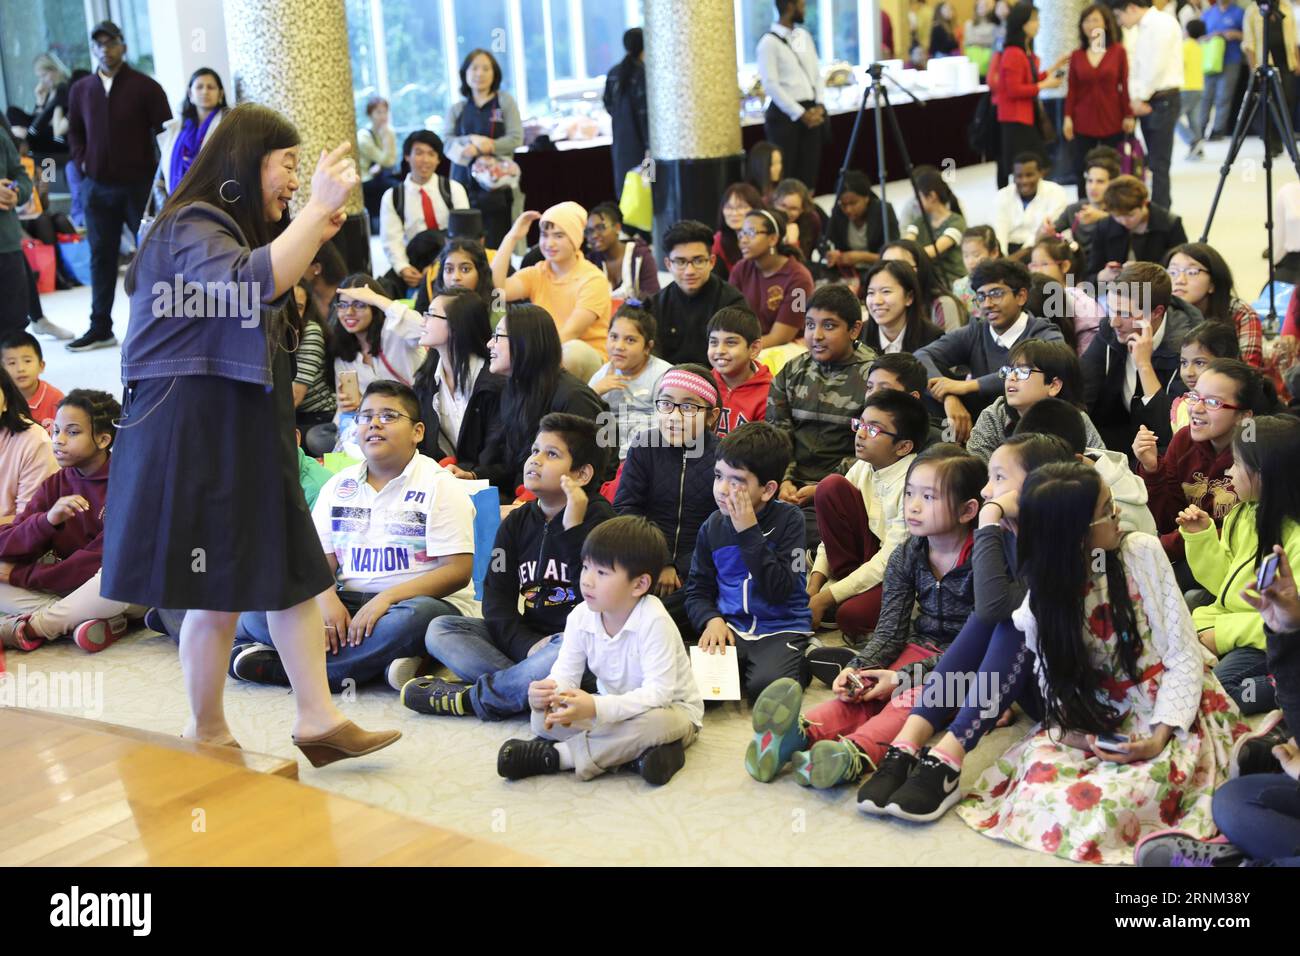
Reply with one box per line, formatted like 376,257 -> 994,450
343,0 -> 877,136
0,0 -> 91,115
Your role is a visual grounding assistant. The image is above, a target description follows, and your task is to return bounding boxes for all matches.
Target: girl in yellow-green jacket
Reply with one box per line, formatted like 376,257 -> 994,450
1178,415 -> 1300,715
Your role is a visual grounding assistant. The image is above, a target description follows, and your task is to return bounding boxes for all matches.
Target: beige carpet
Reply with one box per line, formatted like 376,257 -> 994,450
8,627 -> 1073,867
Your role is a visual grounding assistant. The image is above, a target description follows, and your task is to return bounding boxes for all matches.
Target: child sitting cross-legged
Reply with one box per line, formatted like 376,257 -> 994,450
686,421 -> 813,703
232,382 -> 478,693
0,390 -> 140,653
497,516 -> 704,785
745,444 -> 986,788
403,412 -> 615,719
805,389 -> 930,646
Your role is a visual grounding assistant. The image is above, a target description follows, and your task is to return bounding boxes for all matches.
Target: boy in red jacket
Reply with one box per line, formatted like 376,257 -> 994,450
0,390 -> 139,653
707,306 -> 772,435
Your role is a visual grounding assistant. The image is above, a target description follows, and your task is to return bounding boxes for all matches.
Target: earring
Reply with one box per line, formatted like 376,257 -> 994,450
218,179 -> 241,203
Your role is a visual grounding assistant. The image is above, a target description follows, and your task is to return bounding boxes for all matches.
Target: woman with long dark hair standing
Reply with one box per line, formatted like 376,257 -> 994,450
102,103 -> 400,763
994,2 -> 1067,187
1062,4 -> 1134,199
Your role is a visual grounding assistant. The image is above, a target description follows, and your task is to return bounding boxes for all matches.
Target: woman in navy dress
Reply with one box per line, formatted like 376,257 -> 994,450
102,103 -> 399,766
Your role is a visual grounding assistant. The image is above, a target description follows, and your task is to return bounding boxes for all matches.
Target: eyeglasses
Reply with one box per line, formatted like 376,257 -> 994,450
998,365 -> 1046,381
1184,390 -> 1243,412
489,330 -> 508,343
669,256 -> 711,270
336,300 -> 370,312
356,410 -> 415,425
655,398 -> 709,415
1167,266 -> 1206,280
973,288 -> 1010,304
738,228 -> 772,240
583,222 -> 611,235
424,309 -> 448,320
1089,501 -> 1121,526
723,203 -> 751,214
851,419 -> 897,439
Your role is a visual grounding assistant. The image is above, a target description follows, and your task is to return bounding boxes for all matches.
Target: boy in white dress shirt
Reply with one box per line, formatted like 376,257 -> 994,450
498,516 -> 704,785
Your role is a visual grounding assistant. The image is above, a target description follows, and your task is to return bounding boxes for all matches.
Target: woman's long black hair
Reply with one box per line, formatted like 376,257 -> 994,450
913,164 -> 964,217
432,238 -> 494,310
1162,242 -> 1238,326
413,286 -> 492,400
1004,1 -> 1038,53
883,238 -> 952,308
326,273 -> 387,367
1232,414 -> 1300,568
746,142 -> 782,197
1018,461 -> 1143,736
498,303 -> 563,468
860,260 -> 941,353
0,368 -> 35,434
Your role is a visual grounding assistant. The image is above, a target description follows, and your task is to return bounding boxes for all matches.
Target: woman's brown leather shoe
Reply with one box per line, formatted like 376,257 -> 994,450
292,721 -> 401,768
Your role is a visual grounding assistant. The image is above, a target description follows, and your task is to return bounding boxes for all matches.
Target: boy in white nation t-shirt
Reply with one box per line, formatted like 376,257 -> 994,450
232,381 -> 477,693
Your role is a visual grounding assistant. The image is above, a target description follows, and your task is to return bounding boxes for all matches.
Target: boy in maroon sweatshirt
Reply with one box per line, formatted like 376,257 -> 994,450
0,390 -> 138,653
707,306 -> 773,436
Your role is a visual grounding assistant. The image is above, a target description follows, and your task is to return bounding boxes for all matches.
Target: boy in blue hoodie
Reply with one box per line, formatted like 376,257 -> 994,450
685,421 -> 812,704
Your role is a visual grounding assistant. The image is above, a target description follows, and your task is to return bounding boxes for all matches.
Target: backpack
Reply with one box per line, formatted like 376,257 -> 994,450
968,92 -> 1000,157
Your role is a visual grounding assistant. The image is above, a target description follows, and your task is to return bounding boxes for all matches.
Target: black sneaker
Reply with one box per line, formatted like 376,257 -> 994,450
856,745 -> 919,814
886,750 -> 964,822
66,328 -> 119,352
401,676 -> 472,717
497,738 -> 561,780
631,739 -> 686,785
1230,710 -> 1290,778
231,645 -> 290,686
806,645 -> 856,688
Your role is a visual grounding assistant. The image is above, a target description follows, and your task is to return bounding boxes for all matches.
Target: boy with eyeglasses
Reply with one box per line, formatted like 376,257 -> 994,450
231,381 -> 479,694
914,258 -> 1064,444
584,202 -> 660,303
644,220 -> 749,366
805,389 -> 929,661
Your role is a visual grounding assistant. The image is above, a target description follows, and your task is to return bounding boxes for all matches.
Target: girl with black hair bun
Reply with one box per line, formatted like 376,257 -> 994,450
951,460 -> 1240,864
728,208 -> 815,352
1176,414 -> 1300,715
0,367 -> 57,525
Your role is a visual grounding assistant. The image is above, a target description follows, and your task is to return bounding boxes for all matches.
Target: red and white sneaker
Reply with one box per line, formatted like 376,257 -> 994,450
72,616 -> 129,654
0,614 -> 43,652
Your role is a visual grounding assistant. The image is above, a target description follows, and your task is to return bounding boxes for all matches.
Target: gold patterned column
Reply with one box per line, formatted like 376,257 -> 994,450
223,0 -> 369,268
642,0 -> 744,252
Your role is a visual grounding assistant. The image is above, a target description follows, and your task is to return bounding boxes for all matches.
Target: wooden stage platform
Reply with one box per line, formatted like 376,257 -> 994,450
0,708 -> 538,866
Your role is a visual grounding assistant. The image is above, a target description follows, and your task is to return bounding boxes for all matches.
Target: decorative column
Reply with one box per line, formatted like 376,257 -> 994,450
223,0 -> 369,272
1035,0 -> 1089,179
642,0 -> 744,257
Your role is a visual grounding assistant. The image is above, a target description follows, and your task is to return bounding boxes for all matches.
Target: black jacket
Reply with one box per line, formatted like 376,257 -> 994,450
1080,295 -> 1200,454
614,430 -> 720,576
1084,204 -> 1189,288
646,275 -> 750,366
412,357 -> 504,464
468,369 -> 609,500
1265,625 -> 1300,747
484,496 -> 615,661
603,57 -> 649,191
827,193 -> 898,263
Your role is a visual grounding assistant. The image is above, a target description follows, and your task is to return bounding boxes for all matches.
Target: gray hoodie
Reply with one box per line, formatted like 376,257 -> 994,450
1087,446 -> 1159,536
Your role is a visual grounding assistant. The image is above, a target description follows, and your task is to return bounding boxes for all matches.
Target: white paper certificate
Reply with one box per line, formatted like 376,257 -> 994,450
690,646 -> 742,701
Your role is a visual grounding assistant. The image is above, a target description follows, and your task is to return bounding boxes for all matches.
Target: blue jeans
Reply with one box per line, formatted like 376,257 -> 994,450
1200,62 -> 1243,139
82,175 -> 150,332
1214,646 -> 1276,716
235,590 -> 455,693
1140,91 -> 1179,210
65,159 -> 85,229
1177,90 -> 1204,146
423,616 -> 563,720
1213,775 -> 1300,866
909,615 -> 1043,752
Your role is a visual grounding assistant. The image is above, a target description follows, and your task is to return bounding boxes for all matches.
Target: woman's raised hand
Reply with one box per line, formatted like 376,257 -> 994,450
310,142 -> 359,213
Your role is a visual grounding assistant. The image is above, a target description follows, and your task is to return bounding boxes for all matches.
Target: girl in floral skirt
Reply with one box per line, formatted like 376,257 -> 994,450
954,461 -> 1247,865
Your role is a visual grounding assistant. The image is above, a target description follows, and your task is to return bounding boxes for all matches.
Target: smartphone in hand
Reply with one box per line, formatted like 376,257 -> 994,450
1257,553 -> 1281,592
